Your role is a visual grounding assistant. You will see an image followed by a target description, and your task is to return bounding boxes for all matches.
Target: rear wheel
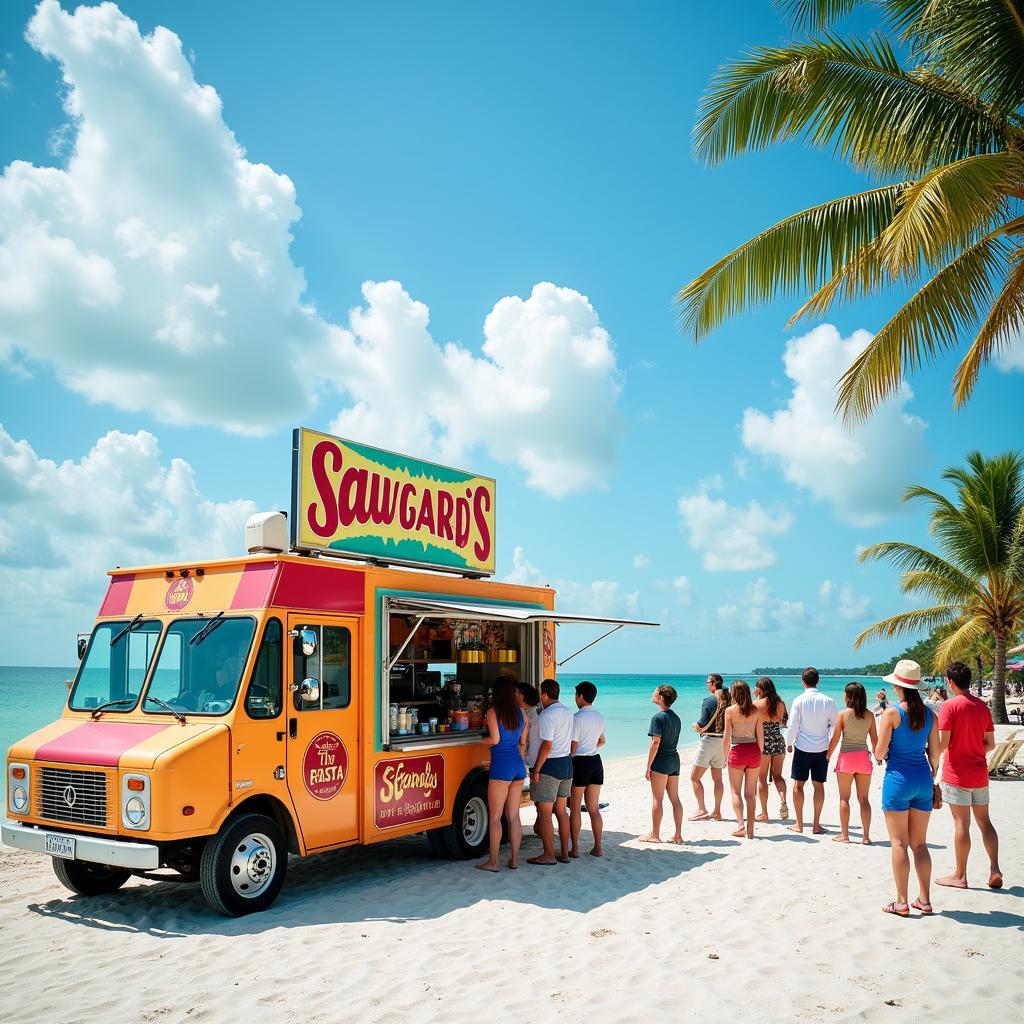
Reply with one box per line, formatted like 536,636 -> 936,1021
52,857 -> 131,896
200,813 -> 287,917
437,775 -> 489,859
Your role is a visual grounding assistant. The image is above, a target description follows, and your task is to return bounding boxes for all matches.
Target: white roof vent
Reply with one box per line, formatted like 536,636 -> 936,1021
246,511 -> 288,554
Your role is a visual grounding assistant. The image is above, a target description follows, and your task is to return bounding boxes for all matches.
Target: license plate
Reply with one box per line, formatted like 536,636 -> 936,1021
44,834 -> 75,859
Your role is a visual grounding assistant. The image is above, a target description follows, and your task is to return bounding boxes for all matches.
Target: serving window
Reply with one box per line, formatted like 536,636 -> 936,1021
382,608 -> 539,749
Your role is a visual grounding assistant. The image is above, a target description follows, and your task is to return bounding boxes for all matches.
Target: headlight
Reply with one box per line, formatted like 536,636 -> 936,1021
125,797 -> 146,826
121,773 -> 150,830
7,763 -> 30,815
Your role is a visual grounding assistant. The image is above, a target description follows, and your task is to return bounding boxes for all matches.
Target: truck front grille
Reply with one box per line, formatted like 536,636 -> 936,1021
38,767 -> 109,828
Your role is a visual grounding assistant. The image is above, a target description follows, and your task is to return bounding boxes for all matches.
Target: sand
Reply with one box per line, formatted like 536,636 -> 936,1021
1,731 -> 1021,1024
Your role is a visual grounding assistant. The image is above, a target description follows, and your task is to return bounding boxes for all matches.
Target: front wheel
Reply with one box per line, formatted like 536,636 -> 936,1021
199,813 -> 287,917
52,857 -> 131,896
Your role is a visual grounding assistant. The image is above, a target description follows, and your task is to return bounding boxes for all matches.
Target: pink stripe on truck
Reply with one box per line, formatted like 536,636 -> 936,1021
35,722 -> 169,767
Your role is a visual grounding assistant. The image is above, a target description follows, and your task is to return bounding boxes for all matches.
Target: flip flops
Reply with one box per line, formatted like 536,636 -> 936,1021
911,899 -> 933,915
882,902 -> 910,917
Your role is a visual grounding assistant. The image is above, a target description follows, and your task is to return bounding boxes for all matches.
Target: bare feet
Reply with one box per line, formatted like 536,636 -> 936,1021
507,859 -> 519,869
556,854 -> 570,864
590,847 -> 603,857
787,823 -> 803,834
833,835 -> 850,844
569,849 -> 579,859
779,801 -> 789,819
862,838 -> 872,846
669,835 -> 683,844
475,861 -> 500,873
755,814 -> 769,823
638,833 -> 661,843
989,872 -> 1003,889
710,813 -> 723,821
689,811 -> 710,821
527,855 -> 556,866
936,875 -> 968,889
731,827 -> 745,838
812,825 -> 828,835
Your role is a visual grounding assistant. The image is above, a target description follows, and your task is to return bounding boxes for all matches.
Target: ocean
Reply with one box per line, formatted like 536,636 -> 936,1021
0,666 -> 881,798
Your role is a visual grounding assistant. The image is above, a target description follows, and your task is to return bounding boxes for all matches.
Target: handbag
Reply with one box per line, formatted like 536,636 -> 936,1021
932,783 -> 943,810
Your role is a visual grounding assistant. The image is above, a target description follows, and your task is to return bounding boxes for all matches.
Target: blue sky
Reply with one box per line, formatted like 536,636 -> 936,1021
0,1 -> 1017,671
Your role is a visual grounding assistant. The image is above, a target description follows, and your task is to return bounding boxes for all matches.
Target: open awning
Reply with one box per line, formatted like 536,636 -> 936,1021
386,596 -> 659,629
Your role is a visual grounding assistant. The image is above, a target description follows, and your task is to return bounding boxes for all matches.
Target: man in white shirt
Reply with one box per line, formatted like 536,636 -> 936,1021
786,667 -> 836,835
569,680 -> 606,858
528,679 -> 574,865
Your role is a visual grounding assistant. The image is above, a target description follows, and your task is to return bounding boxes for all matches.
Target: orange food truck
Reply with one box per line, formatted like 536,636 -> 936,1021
3,430 -> 656,915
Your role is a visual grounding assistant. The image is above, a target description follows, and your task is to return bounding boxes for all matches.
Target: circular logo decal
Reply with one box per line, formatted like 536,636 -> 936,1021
303,731 -> 348,801
165,577 -> 194,611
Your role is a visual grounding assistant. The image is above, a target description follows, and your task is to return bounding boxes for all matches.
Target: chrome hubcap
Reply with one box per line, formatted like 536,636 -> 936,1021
229,832 -> 275,898
462,796 -> 488,847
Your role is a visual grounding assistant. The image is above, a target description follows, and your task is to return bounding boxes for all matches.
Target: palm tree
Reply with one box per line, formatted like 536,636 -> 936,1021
854,451 -> 1024,723
679,0 -> 1024,421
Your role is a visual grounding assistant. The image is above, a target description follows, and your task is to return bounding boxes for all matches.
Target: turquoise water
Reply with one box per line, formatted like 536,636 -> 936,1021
0,666 -> 881,797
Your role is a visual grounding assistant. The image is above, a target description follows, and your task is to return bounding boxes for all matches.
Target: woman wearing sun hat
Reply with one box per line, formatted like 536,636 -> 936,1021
874,660 -> 941,917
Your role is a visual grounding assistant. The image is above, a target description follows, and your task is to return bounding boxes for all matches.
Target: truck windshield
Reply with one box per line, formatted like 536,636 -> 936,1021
69,620 -> 163,712
143,616 -> 256,715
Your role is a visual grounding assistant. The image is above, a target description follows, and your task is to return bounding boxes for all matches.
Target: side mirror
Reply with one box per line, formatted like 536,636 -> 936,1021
77,635 -> 88,660
298,677 -> 320,704
298,628 -> 317,658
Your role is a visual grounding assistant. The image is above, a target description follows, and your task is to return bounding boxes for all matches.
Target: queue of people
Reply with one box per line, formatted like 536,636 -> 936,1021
476,660 -> 1005,914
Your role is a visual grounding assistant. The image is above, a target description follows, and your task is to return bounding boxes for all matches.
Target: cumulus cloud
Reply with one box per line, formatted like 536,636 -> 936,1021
506,547 -> 640,618
0,1 -> 622,497
717,577 -> 808,634
741,325 -> 928,527
0,425 -> 257,632
672,575 -> 695,606
818,577 -> 871,622
633,553 -> 650,569
677,477 -> 792,572
326,280 -> 622,497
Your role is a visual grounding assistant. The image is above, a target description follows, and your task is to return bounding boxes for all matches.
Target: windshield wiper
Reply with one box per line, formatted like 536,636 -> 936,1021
143,694 -> 188,724
110,614 -> 144,646
189,611 -> 225,647
90,698 -> 136,720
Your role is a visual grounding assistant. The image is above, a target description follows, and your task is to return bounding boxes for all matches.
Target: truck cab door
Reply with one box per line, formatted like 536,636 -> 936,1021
285,615 -> 359,850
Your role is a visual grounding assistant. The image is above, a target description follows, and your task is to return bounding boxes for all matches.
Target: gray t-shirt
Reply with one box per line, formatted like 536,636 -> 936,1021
648,709 -> 681,754
697,694 -> 718,729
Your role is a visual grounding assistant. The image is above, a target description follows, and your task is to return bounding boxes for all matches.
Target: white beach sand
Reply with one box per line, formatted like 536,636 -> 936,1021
1,734 -> 1021,1024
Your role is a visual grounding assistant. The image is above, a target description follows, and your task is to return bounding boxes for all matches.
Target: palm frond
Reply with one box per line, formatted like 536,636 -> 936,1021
835,235 -> 1010,420
853,604 -> 962,648
775,0 -> 864,32
858,541 -> 981,595
693,34 -> 1012,176
933,614 -> 991,670
953,247 -> 1024,405
877,153 -> 1022,274
914,0 -> 1024,116
677,184 -> 905,337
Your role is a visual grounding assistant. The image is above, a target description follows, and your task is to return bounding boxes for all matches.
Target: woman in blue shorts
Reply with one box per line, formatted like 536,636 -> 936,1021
477,675 -> 528,872
874,660 -> 940,917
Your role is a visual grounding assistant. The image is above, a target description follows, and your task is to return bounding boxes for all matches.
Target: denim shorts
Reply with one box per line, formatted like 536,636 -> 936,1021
882,768 -> 933,812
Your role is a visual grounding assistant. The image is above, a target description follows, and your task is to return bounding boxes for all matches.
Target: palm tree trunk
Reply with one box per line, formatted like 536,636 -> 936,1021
992,632 -> 1009,725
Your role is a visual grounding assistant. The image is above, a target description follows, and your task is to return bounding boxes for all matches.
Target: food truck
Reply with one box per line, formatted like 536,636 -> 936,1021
3,430 -> 656,915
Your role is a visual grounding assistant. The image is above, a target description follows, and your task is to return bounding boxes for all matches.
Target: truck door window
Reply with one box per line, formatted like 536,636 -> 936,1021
245,618 -> 283,719
293,624 -> 351,711
69,620 -> 162,711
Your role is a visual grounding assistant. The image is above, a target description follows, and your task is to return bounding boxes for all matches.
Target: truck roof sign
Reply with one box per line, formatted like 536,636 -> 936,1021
290,428 -> 496,576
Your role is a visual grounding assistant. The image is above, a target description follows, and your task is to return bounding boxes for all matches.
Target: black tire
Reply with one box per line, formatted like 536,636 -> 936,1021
199,812 -> 287,917
52,857 -> 131,896
437,774 -> 490,859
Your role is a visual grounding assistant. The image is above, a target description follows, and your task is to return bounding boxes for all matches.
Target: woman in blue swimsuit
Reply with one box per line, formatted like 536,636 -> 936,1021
875,660 -> 940,917
477,674 -> 529,872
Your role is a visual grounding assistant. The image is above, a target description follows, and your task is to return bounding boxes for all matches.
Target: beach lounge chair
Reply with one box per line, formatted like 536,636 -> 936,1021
988,730 -> 1023,778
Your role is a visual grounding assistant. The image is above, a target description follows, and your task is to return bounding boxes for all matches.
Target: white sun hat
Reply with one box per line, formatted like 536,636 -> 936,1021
882,659 -> 928,690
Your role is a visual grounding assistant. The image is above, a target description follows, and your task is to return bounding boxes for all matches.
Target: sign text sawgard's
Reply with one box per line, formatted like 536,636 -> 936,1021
291,428 -> 495,575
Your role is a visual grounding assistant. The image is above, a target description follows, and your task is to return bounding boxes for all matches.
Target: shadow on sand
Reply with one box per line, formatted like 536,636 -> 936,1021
26,829 -> 729,938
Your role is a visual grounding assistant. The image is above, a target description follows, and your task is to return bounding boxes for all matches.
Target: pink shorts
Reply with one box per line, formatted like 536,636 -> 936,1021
835,750 -> 873,775
728,743 -> 761,769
